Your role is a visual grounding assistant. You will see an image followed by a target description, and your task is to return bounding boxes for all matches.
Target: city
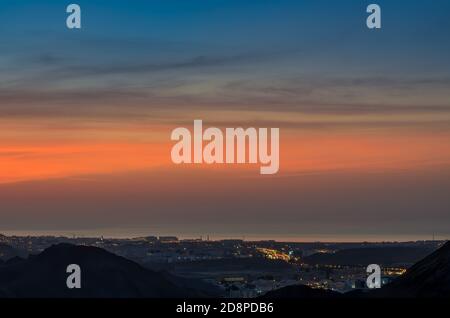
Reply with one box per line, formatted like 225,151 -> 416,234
0,233 -> 442,298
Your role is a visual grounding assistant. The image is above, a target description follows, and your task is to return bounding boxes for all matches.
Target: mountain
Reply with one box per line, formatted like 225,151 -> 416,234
159,270 -> 224,297
262,242 -> 450,299
304,246 -> 435,267
0,243 -> 203,298
261,284 -> 342,299
0,243 -> 27,261
372,241 -> 450,298
170,257 -> 296,273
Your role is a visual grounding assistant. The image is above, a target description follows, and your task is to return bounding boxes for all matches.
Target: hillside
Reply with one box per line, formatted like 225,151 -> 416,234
0,243 -> 204,298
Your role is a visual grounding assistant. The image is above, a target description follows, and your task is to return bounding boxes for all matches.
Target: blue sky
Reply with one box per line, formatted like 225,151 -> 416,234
0,1 -> 449,121
2,1 -> 450,81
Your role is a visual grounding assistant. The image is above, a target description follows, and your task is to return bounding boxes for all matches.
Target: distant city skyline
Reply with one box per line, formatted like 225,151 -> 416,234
0,228 -> 448,243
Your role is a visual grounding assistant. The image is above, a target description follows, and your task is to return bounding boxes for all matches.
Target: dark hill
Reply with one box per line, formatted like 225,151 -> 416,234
171,257 -> 295,273
0,243 -> 203,298
0,243 -> 27,261
261,242 -> 450,299
304,246 -> 434,266
372,242 -> 450,298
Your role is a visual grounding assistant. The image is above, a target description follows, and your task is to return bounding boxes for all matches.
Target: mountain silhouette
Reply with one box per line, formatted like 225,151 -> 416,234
0,243 -> 27,261
372,241 -> 450,298
304,246 -> 433,266
0,243 -> 203,298
2,241 -> 450,298
262,242 -> 450,299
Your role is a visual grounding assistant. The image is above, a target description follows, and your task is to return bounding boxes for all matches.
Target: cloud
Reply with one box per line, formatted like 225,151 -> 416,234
1,32 -> 449,122
54,54 -> 260,77
30,53 -> 66,66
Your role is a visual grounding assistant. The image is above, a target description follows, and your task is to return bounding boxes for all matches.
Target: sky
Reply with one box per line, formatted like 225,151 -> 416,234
0,0 -> 450,241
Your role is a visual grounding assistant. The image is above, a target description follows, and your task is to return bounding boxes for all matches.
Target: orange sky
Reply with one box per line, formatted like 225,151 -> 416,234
2,117 -> 450,185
